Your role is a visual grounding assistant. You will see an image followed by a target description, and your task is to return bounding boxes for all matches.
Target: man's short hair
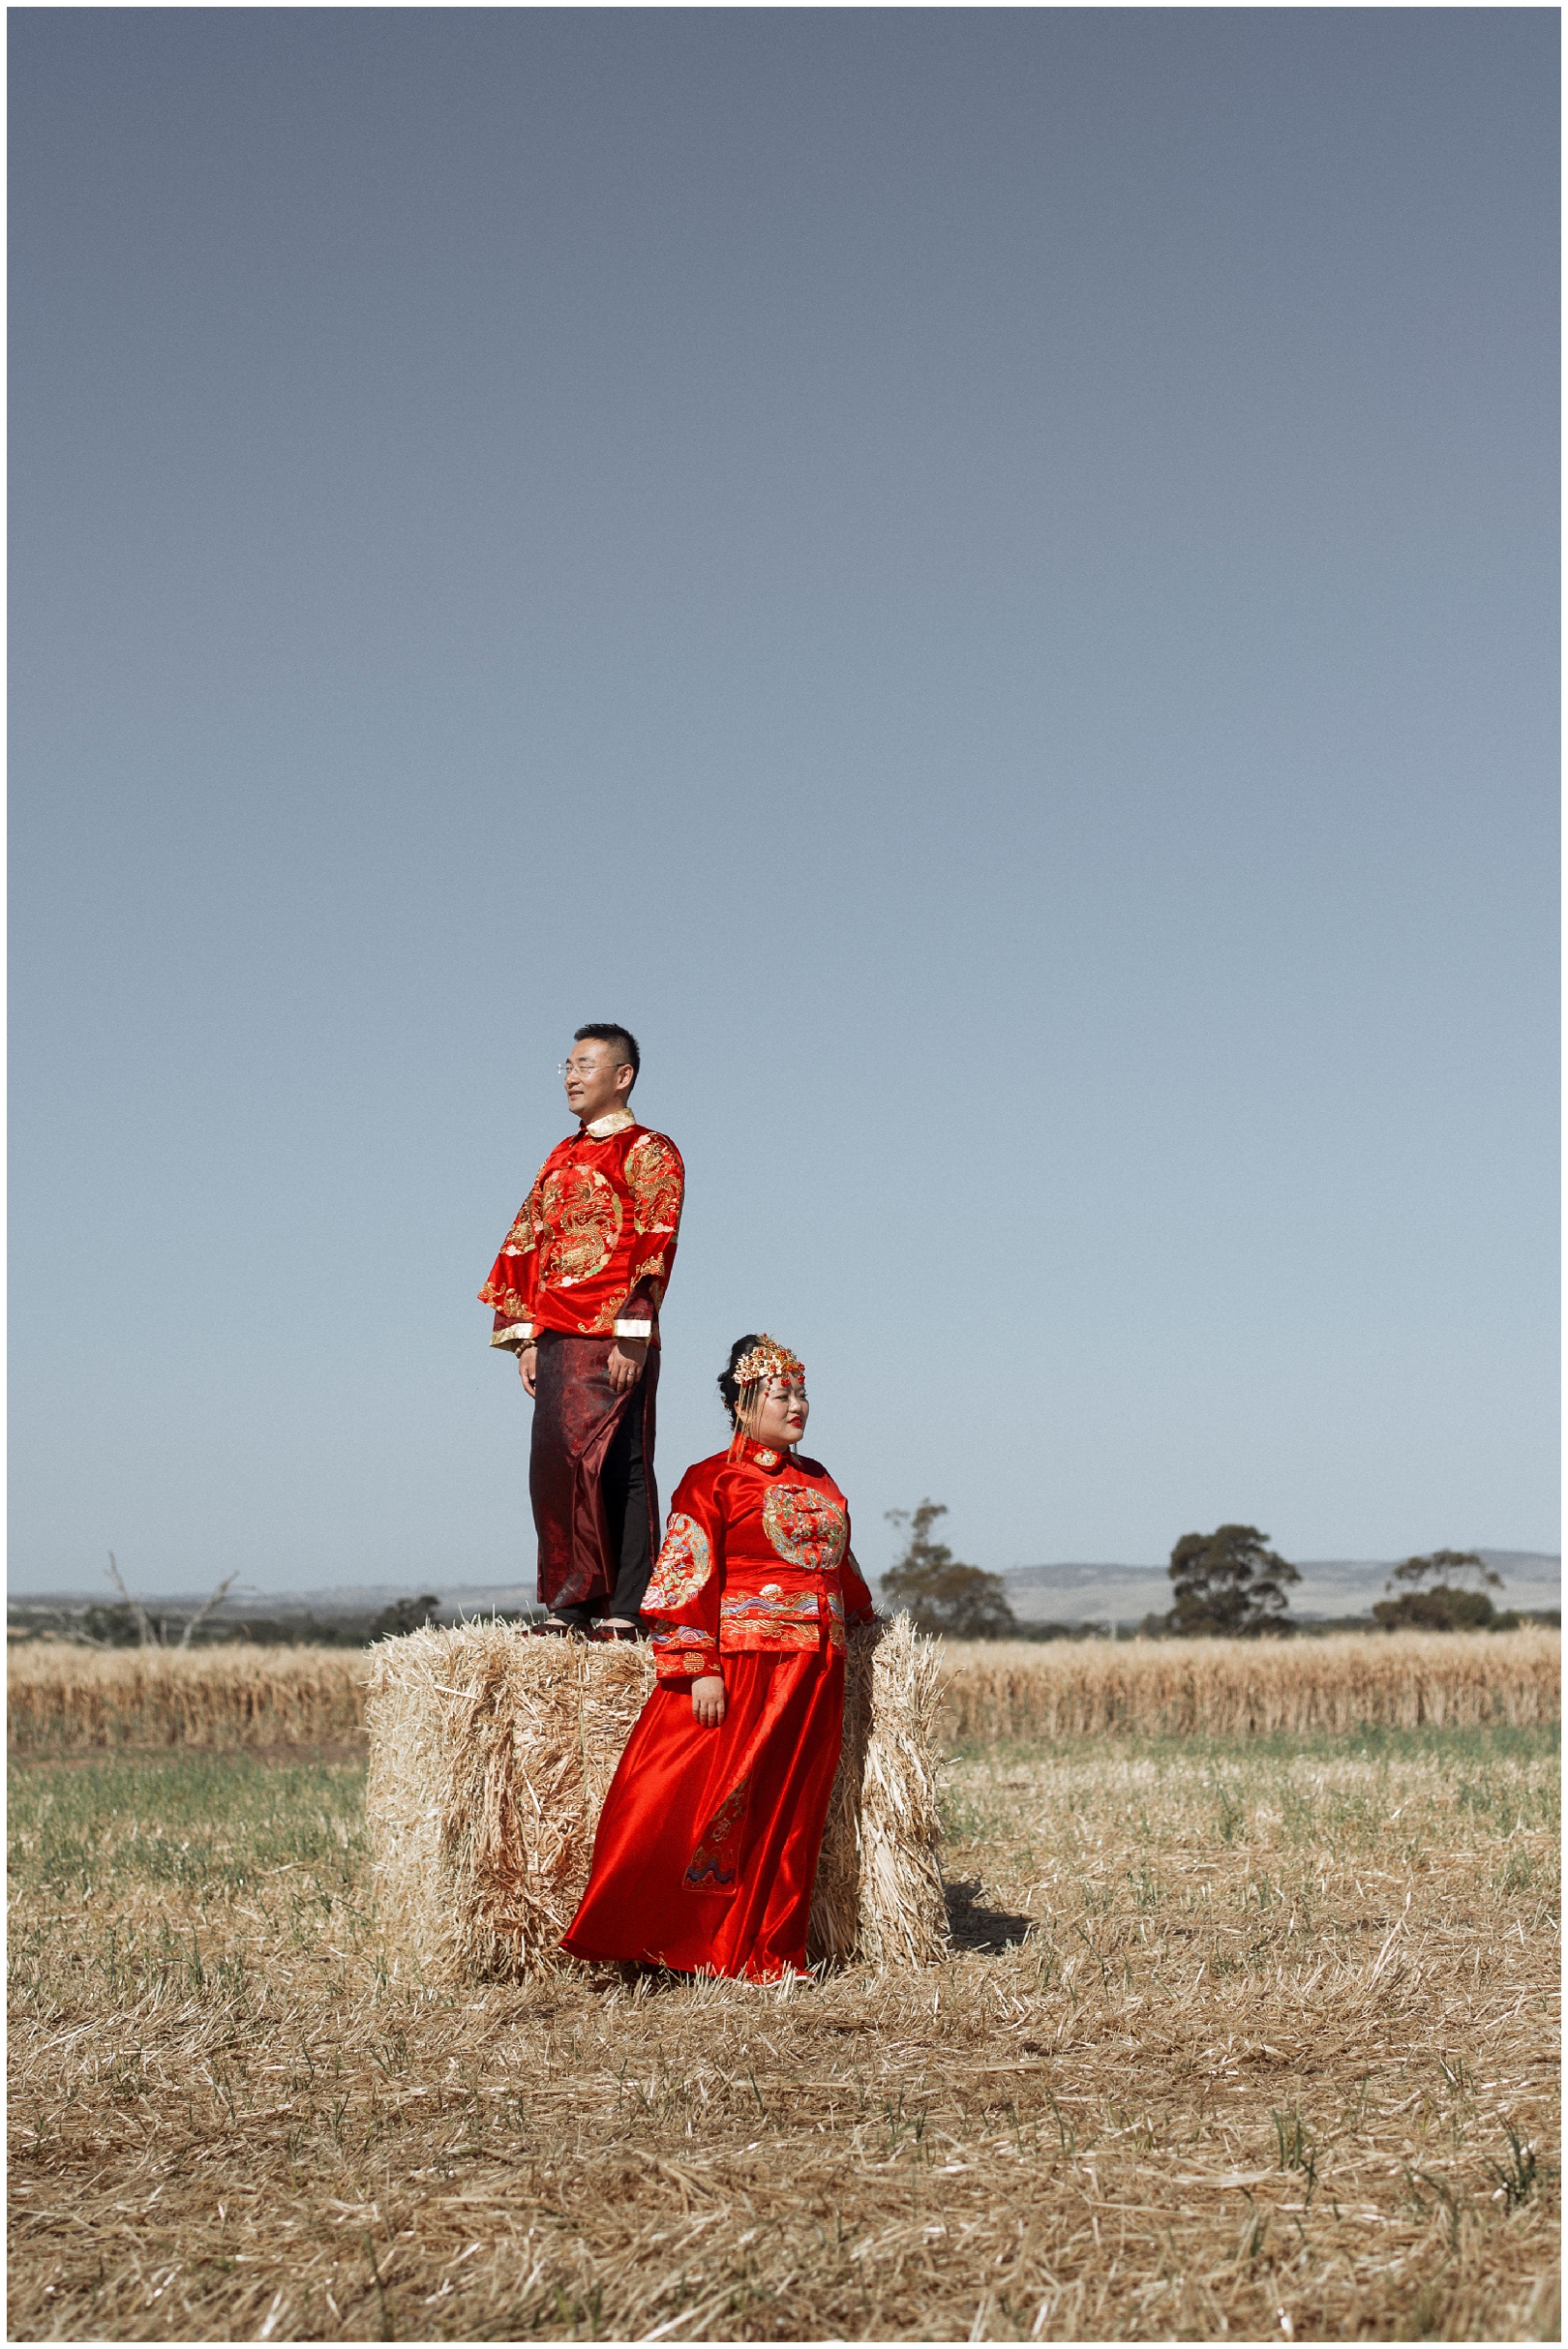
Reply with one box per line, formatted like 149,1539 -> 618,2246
574,1023 -> 641,1086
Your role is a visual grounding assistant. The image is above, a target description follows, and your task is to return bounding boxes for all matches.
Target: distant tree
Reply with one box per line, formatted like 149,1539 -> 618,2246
79,1602 -> 144,1648
1387,1549 -> 1500,1595
106,1551 -> 159,1645
1372,1550 -> 1501,1633
371,1594 -> 442,1641
1163,1524 -> 1300,1639
882,1502 -> 1017,1640
178,1572 -> 240,1648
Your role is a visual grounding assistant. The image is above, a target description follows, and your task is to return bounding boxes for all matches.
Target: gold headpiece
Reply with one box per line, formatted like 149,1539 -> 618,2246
727,1334 -> 805,1459
732,1335 -> 804,1390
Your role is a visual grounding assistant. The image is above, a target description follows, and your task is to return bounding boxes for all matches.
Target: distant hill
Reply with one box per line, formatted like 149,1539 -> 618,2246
999,1550 -> 1560,1626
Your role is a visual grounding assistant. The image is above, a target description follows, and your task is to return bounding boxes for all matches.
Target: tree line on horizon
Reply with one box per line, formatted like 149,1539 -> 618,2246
11,1530 -> 1548,1651
880,1506 -> 1542,1641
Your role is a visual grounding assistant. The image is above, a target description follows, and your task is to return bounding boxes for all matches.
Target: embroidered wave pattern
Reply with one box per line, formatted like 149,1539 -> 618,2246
683,1773 -> 752,1892
719,1585 -> 822,1653
762,1483 -> 848,1572
648,1622 -> 718,1681
645,1514 -> 714,1612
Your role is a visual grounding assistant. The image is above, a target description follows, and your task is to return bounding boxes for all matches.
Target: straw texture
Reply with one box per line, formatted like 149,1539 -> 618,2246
367,1615 -> 949,1979
821,1612 -> 950,1969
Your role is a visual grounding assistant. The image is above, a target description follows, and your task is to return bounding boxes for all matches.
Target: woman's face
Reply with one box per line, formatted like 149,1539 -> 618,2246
745,1376 -> 808,1451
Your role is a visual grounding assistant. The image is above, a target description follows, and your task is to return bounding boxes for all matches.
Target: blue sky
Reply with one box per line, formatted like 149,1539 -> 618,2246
10,9 -> 1558,1598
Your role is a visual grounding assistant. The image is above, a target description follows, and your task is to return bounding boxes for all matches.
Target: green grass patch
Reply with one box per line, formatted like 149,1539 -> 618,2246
7,1752 -> 369,1899
946,1720 -> 1560,1768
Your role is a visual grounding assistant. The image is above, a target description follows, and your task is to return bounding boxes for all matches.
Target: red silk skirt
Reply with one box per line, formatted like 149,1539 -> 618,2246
560,1646 -> 845,1981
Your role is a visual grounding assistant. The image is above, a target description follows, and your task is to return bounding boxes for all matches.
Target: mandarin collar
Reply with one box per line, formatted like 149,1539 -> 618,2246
738,1438 -> 794,1473
580,1109 -> 637,1140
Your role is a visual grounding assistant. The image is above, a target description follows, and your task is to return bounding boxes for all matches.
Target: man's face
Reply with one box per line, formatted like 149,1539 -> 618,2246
562,1039 -> 633,1125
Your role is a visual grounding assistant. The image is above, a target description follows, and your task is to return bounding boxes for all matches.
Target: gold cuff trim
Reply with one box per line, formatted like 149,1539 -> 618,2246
614,1319 -> 652,1340
490,1321 -> 534,1351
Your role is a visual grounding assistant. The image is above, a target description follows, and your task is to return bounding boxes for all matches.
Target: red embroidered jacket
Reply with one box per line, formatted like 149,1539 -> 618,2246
480,1110 -> 684,1350
645,1441 -> 878,1682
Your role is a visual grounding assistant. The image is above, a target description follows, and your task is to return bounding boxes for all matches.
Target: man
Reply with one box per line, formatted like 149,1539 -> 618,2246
480,1025 -> 684,1638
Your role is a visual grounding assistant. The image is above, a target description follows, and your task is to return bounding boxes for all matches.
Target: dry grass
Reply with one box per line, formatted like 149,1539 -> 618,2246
7,1642 -> 367,1754
10,1628 -> 1558,1761
941,1629 -> 1561,1744
365,1617 -> 948,1978
9,1716 -> 1557,2339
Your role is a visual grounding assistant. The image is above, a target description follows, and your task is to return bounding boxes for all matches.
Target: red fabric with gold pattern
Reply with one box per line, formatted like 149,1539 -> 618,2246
560,1438 -> 878,1982
642,1442 -> 875,1683
479,1118 -> 684,1347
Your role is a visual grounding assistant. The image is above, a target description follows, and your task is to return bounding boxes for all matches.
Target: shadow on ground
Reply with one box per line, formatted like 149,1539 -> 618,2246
944,1877 -> 1036,1953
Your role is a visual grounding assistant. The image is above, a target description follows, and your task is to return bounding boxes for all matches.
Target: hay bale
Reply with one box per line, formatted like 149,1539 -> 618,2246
368,1614 -> 948,1979
367,1624 -> 655,1979
853,1613 -> 950,1968
808,1614 -> 949,1969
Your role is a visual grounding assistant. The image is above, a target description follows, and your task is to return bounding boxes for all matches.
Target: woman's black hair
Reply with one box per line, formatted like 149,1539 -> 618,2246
717,1334 -> 766,1427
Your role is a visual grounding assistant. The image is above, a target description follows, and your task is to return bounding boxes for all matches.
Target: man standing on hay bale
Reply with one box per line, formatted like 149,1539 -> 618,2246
560,1333 -> 880,1981
479,1024 -> 683,1641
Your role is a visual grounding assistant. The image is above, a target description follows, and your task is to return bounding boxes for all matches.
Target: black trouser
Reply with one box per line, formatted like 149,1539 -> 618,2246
551,1394 -> 653,1630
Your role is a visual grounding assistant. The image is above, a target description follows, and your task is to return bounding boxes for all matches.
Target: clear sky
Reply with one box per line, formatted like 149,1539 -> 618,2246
10,9 -> 1558,1599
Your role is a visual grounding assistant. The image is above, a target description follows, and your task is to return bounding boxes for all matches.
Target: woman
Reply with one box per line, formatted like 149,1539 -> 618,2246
560,1334 -> 877,1981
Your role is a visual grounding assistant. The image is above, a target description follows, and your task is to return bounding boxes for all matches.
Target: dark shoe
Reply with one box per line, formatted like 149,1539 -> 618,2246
528,1617 -> 583,1639
592,1621 -> 644,1643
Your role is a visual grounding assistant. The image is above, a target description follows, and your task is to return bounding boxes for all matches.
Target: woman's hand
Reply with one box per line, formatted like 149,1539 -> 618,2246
690,1674 -> 727,1727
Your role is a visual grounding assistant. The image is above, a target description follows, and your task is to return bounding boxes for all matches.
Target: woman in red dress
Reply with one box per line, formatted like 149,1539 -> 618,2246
560,1334 -> 878,1982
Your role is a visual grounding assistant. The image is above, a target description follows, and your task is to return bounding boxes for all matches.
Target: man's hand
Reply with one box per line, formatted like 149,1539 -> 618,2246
606,1338 -> 648,1393
518,1343 -> 539,1398
690,1673 -> 727,1727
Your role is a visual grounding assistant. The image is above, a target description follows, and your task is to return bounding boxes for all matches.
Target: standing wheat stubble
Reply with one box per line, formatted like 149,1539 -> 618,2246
936,1626 -> 1561,1743
5,1641 -> 369,1754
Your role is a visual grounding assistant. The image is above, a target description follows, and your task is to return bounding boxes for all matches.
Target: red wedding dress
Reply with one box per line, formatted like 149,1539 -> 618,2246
560,1438 -> 877,1980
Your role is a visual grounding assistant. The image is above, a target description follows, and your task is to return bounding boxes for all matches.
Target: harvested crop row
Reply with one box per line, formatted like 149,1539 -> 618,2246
940,1626 -> 1561,1742
5,1642 -> 369,1754
8,1626 -> 1558,1754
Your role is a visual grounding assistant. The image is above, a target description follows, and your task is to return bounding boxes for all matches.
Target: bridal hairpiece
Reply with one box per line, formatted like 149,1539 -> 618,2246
727,1335 -> 806,1460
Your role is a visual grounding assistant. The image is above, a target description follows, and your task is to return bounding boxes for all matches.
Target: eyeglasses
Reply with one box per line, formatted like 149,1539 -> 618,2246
558,1057 -> 610,1078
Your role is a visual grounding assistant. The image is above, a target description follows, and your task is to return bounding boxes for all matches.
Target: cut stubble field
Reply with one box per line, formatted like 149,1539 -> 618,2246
7,1641 -> 1561,2342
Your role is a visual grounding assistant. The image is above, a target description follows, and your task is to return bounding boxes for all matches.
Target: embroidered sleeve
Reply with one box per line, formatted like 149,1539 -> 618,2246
478,1162 -> 549,1347
646,1467 -> 722,1682
619,1132 -> 684,1327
